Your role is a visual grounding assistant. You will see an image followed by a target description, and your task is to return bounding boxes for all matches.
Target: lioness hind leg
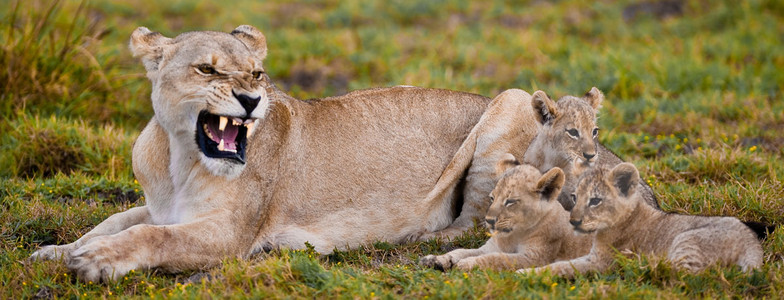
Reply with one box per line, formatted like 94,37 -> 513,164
418,89 -> 537,242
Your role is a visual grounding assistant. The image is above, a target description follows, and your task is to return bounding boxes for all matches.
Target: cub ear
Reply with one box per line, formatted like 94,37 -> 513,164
583,87 -> 604,111
531,90 -> 559,125
494,153 -> 520,178
129,27 -> 173,73
231,25 -> 267,60
609,163 -> 639,198
536,167 -> 565,202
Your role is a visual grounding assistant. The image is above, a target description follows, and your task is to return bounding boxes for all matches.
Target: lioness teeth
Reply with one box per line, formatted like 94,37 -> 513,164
219,116 -> 228,131
218,139 -> 225,151
245,122 -> 255,138
203,124 -> 214,140
232,118 -> 241,126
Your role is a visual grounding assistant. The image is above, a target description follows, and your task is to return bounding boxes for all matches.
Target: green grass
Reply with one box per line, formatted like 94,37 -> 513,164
1,0 -> 783,298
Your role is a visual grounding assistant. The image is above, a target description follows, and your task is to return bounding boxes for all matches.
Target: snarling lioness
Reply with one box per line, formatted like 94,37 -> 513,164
30,25 -> 543,282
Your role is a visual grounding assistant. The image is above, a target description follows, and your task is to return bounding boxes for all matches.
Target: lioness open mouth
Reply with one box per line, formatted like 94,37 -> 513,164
196,111 -> 256,164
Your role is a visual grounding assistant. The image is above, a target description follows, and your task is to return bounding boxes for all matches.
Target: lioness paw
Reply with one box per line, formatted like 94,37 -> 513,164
68,237 -> 141,282
30,244 -> 76,262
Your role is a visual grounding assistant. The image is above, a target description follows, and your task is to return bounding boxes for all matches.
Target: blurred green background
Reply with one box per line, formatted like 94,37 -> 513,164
1,0 -> 783,298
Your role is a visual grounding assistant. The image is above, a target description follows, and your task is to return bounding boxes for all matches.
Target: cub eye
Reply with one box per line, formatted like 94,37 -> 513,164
488,195 -> 495,203
252,70 -> 265,80
566,128 -> 579,138
592,128 -> 599,137
196,64 -> 217,75
570,194 -> 577,204
589,197 -> 602,207
504,199 -> 518,207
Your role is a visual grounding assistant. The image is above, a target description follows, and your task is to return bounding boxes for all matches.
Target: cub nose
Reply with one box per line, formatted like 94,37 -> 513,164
485,218 -> 496,227
583,152 -> 596,161
569,219 -> 582,227
233,91 -> 261,116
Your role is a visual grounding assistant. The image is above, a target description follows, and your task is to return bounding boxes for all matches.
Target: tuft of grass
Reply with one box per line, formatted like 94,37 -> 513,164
0,114 -> 133,178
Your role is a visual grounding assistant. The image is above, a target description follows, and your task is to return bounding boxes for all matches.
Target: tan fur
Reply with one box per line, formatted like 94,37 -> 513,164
30,26 -> 506,282
414,89 -> 540,241
519,163 -> 763,277
522,88 -> 660,210
420,155 -> 592,271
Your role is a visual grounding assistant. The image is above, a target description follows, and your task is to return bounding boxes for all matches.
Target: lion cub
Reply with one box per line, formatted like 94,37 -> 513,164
519,163 -> 763,277
523,88 -> 659,211
420,154 -> 593,271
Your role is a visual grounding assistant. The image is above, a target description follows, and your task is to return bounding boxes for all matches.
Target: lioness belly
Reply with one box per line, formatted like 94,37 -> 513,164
251,87 -> 490,250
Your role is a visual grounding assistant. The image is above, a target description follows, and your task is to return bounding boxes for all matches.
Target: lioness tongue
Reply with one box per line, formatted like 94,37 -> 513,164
207,117 -> 240,151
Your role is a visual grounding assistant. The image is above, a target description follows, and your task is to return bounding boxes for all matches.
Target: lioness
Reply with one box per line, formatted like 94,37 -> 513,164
518,163 -> 763,277
420,154 -> 592,271
30,25 -> 539,282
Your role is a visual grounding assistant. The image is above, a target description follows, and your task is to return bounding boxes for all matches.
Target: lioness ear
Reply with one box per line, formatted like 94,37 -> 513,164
537,167 -> 565,201
129,27 -> 173,73
583,87 -> 604,111
231,25 -> 267,60
531,90 -> 559,125
494,153 -> 520,178
609,163 -> 639,198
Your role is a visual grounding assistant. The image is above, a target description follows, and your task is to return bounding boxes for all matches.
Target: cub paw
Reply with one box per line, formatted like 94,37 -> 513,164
454,257 -> 479,271
516,267 -> 540,275
30,244 -> 76,262
67,237 -> 140,283
419,254 -> 453,271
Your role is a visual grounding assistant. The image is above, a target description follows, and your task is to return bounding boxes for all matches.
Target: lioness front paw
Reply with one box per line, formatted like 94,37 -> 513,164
30,244 -> 76,262
68,237 -> 141,282
419,254 -> 453,271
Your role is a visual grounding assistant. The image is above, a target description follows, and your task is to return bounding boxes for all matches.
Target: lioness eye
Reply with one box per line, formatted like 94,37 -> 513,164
504,199 -> 518,207
570,194 -> 577,204
252,70 -> 265,80
592,128 -> 599,137
197,64 -> 217,75
589,197 -> 602,207
566,128 -> 579,138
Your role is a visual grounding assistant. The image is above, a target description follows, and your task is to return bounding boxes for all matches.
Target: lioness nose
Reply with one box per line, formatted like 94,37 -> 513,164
233,91 -> 261,116
583,152 -> 596,160
485,218 -> 496,227
569,219 -> 582,227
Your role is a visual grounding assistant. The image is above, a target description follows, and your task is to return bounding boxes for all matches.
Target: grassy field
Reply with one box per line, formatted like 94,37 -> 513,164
1,0 -> 783,298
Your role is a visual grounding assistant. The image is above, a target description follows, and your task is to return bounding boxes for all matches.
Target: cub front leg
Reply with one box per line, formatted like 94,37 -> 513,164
517,252 -> 609,278
420,242 -> 499,271
455,248 -> 550,271
30,206 -> 152,262
67,215 -> 249,282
